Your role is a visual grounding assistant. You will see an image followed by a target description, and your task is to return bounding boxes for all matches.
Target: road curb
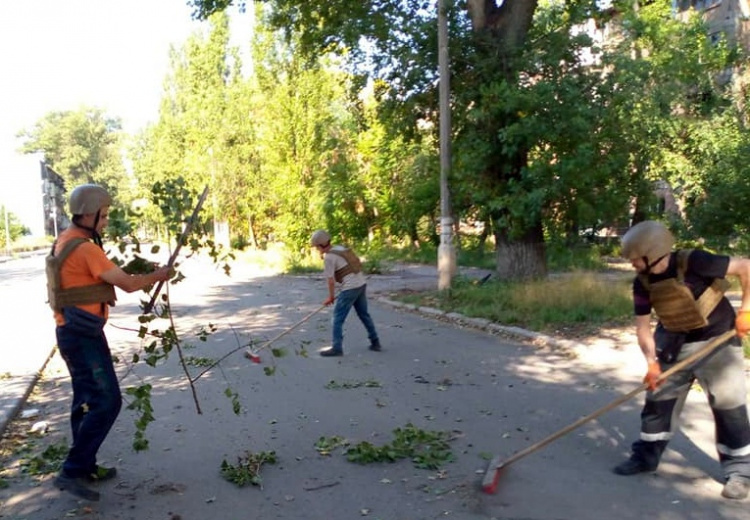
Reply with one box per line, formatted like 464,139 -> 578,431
0,347 -> 56,437
375,295 -> 580,355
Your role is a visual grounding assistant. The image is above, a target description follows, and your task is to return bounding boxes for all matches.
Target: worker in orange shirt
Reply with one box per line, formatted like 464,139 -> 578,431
47,184 -> 173,501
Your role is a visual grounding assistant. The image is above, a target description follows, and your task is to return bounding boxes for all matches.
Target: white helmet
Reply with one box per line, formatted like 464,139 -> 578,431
621,220 -> 674,264
310,230 -> 331,247
69,184 -> 111,215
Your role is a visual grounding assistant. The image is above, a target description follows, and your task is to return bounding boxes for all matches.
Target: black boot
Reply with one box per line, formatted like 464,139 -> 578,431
55,472 -> 100,501
612,458 -> 657,476
613,439 -> 665,476
320,347 -> 343,357
369,339 -> 381,352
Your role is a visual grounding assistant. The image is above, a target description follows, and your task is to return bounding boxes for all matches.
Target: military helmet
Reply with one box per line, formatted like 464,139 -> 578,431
621,220 -> 674,263
69,184 -> 111,215
310,229 -> 331,247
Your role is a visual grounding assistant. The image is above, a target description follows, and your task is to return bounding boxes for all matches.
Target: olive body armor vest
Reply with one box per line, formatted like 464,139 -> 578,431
639,249 -> 729,332
46,238 -> 117,312
328,248 -> 362,283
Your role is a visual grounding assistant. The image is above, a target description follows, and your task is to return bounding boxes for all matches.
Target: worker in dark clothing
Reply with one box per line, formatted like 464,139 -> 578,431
613,220 -> 750,500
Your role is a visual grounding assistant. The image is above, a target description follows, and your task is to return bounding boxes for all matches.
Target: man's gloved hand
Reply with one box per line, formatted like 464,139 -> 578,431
643,360 -> 663,391
736,310 -> 750,339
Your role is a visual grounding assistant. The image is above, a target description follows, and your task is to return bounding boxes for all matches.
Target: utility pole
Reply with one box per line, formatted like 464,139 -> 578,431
51,206 -> 58,238
437,0 -> 456,290
3,204 -> 11,257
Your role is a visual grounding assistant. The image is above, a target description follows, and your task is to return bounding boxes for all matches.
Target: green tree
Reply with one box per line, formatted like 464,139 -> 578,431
248,5 -> 368,251
0,205 -> 29,250
678,106 -> 750,252
131,12 -> 242,238
354,88 -> 440,247
188,0 -> 601,279
17,106 -> 128,198
596,2 -> 733,226
189,0 -> 737,275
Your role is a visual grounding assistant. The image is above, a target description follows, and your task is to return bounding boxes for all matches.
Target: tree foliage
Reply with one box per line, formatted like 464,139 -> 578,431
17,106 -> 128,198
0,206 -> 30,248
179,0 -> 748,265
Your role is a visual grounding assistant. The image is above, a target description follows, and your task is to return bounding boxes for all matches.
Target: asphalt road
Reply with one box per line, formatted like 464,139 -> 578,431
0,254 -> 56,435
0,254 -> 748,520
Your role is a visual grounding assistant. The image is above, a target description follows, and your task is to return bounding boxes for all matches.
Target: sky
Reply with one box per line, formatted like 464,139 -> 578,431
0,0 -> 249,235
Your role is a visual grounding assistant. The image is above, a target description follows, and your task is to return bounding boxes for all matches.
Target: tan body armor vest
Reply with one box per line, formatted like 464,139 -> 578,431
639,249 -> 729,332
46,238 -> 117,312
329,248 -> 362,283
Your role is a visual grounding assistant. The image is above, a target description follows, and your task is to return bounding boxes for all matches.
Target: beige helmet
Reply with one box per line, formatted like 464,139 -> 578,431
621,220 -> 674,263
69,184 -> 111,215
310,229 -> 331,247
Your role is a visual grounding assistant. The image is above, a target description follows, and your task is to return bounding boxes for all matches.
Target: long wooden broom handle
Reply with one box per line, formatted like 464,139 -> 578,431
245,304 -> 328,358
143,185 -> 210,314
495,328 -> 737,470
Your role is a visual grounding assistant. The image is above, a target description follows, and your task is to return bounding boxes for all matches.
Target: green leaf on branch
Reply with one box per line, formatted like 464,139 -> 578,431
325,379 -> 382,390
314,436 -> 350,456
220,450 -> 277,488
22,441 -> 68,476
186,356 -> 214,367
122,255 -> 156,275
331,423 -> 455,470
125,384 -> 154,452
224,387 -> 241,415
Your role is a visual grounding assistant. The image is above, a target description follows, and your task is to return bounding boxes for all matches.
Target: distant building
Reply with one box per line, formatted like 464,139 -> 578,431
674,0 -> 750,51
40,162 -> 68,238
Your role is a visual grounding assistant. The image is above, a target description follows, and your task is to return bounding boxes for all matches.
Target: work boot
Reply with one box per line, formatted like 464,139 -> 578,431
721,476 -> 750,500
369,339 -> 381,352
87,465 -> 117,482
612,458 -> 656,476
55,472 -> 100,501
319,347 -> 343,357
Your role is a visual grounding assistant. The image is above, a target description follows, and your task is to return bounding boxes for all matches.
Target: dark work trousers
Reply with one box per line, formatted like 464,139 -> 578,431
631,337 -> 750,480
56,324 -> 122,478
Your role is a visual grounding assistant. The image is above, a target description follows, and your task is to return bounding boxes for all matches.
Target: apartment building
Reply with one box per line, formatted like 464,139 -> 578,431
674,0 -> 750,50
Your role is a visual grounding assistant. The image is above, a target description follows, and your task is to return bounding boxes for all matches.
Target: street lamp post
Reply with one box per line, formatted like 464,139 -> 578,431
437,0 -> 456,290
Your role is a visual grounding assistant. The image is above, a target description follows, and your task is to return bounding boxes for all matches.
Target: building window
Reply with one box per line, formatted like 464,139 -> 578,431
684,0 -> 722,10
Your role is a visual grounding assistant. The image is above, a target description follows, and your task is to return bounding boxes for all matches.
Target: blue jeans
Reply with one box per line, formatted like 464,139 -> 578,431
56,324 -> 122,478
332,284 -> 378,352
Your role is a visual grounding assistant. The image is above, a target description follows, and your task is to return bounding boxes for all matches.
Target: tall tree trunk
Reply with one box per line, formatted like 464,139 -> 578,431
467,0 -> 545,280
248,215 -> 259,249
493,220 -> 547,280
478,219 -> 490,250
409,224 -> 421,249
